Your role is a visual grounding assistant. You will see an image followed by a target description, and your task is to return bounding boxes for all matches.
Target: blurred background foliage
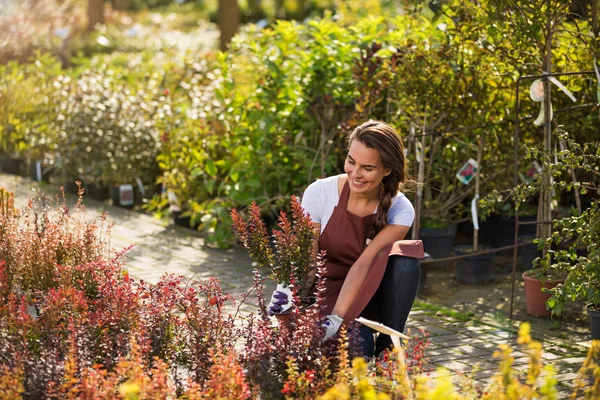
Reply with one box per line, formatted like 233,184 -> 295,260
0,0 -> 598,247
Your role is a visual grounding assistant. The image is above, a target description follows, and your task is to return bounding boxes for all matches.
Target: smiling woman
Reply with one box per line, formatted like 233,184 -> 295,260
268,120 -> 424,357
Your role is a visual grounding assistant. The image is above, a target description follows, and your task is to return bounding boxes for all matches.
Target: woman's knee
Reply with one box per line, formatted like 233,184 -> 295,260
385,256 -> 420,282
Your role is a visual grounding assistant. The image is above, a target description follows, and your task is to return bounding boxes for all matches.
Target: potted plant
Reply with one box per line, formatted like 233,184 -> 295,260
418,214 -> 458,259
0,54 -> 63,178
0,119 -> 25,175
508,126 -> 596,318
522,248 -> 566,317
453,136 -> 496,284
546,201 -> 600,336
231,196 -> 317,321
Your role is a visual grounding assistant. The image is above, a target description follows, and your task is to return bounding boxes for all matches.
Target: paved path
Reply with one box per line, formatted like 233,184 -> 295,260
0,172 -> 590,394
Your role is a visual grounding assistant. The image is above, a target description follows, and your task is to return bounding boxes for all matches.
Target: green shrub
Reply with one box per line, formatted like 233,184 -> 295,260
52,55 -> 162,188
152,17 -> 407,246
0,54 -> 63,158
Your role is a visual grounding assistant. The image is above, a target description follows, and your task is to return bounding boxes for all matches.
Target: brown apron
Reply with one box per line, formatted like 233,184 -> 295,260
318,180 -> 424,324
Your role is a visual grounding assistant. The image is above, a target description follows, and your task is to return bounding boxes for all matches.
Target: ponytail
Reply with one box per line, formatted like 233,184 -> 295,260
369,172 -> 399,239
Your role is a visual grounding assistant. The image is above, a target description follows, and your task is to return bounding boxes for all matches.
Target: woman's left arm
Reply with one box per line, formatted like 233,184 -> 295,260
331,224 -> 410,318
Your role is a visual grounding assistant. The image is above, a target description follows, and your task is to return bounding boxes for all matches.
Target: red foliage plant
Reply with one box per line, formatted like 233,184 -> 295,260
231,195 -> 317,286
239,251 -> 364,399
0,188 -> 241,398
0,188 -> 427,399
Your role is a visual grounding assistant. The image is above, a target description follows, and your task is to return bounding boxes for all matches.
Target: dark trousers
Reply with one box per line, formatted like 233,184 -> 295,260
359,255 -> 421,358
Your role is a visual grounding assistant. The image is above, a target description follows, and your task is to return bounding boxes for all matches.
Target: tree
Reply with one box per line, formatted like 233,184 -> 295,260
218,0 -> 240,51
87,0 -> 104,31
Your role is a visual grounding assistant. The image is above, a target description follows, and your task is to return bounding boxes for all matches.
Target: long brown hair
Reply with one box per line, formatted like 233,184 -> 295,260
348,120 -> 408,239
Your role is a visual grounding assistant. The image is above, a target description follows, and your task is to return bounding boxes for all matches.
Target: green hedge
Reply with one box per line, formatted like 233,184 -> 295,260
2,0 -> 598,247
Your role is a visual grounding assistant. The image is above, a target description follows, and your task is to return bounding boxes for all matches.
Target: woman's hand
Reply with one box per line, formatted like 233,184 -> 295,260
267,284 -> 293,315
322,314 -> 343,341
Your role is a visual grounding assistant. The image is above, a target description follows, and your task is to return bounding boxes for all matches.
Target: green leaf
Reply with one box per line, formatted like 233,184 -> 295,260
205,160 -> 217,177
205,179 -> 216,194
190,167 -> 203,177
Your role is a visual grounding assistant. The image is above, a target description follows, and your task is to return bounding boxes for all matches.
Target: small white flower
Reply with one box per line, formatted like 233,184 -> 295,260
96,35 -> 110,47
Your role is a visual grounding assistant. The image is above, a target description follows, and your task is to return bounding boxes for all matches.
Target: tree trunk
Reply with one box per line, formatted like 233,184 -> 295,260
593,0 -> 599,38
112,0 -> 132,11
87,0 -> 104,31
297,0 -> 306,19
218,0 -> 240,51
538,0 -> 553,243
275,0 -> 285,19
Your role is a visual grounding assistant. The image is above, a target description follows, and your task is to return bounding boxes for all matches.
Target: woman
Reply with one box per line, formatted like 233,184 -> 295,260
270,120 -> 423,357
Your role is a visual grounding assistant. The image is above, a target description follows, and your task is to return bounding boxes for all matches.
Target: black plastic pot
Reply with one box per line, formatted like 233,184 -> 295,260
588,305 -> 600,340
454,245 -> 495,284
456,219 -> 491,246
519,235 -> 541,271
87,183 -> 109,201
488,213 -> 537,255
419,224 -> 457,259
0,156 -> 23,175
28,161 -> 52,183
65,180 -> 85,195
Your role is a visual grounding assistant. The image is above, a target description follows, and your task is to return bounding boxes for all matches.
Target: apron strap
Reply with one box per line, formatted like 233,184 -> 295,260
338,179 -> 351,209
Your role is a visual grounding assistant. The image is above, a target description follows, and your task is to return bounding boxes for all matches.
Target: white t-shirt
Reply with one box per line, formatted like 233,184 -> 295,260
301,174 -> 415,234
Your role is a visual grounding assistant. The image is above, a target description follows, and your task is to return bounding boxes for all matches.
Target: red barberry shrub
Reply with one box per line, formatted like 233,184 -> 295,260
240,254 -> 362,399
0,188 -> 244,398
231,195 -> 317,286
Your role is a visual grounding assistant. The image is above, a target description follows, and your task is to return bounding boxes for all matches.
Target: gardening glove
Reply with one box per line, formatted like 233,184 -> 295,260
267,283 -> 293,316
321,314 -> 343,341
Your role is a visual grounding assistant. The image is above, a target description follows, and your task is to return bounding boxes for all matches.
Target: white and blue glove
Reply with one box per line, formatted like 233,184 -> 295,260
267,283 -> 293,316
322,314 -> 343,341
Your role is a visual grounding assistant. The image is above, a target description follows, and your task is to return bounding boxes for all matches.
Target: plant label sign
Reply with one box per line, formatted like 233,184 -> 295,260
456,158 -> 478,185
119,184 -> 134,207
519,161 -> 542,184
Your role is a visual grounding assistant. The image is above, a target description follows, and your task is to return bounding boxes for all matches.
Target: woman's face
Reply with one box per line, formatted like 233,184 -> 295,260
344,140 -> 391,197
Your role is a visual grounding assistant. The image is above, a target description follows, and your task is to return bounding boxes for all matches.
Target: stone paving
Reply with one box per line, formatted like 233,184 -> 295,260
1,172 -> 592,395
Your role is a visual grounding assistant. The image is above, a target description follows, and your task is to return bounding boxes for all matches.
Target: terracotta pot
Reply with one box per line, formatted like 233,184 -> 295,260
522,272 -> 564,317
274,312 -> 291,330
